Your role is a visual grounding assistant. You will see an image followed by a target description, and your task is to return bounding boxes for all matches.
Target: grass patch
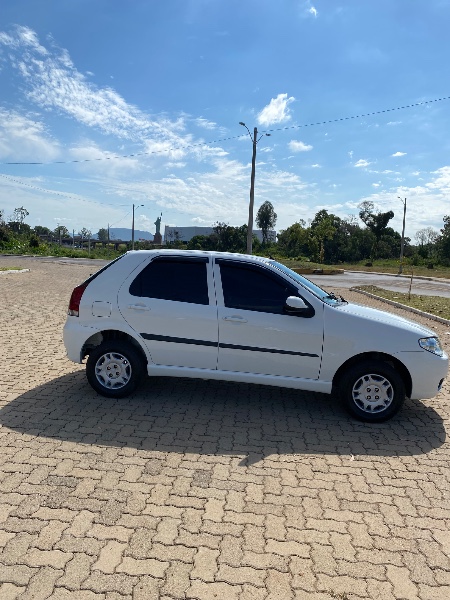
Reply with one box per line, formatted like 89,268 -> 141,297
0,266 -> 23,271
355,285 -> 450,320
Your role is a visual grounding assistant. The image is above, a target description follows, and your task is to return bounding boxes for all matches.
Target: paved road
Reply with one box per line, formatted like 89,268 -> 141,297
309,271 -> 450,298
0,256 -> 449,599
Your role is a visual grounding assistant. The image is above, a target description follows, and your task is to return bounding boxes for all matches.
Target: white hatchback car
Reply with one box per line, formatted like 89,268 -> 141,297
63,250 -> 448,422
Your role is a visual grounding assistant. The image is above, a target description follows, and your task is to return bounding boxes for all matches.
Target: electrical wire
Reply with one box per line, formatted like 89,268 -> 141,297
1,95 -> 448,166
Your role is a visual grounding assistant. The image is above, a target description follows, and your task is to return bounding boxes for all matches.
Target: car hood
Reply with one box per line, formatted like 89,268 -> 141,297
333,301 -> 437,337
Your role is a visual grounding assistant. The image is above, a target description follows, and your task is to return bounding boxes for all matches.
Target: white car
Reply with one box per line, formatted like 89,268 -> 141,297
63,250 -> 448,422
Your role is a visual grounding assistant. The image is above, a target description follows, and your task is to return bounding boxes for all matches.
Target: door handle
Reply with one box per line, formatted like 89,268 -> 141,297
127,304 -> 150,311
223,315 -> 247,323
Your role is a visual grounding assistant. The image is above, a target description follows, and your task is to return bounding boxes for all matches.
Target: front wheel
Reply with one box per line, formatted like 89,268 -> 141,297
339,360 -> 405,422
86,341 -> 145,398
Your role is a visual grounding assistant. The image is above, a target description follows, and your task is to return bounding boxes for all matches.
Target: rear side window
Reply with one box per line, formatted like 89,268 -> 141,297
129,257 -> 209,305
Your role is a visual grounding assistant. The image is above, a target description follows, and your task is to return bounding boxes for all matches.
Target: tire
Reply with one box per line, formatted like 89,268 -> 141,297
86,341 -> 145,398
338,360 -> 405,422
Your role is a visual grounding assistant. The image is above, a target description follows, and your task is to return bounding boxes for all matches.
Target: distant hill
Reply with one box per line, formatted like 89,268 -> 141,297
94,228 -> 154,241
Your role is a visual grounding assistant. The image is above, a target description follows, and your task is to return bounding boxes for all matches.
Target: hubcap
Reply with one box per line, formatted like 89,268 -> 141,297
352,373 -> 394,413
94,351 -> 132,389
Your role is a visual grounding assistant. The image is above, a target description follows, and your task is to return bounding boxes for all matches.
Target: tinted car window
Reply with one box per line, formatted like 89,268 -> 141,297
130,257 -> 209,304
219,261 -> 296,314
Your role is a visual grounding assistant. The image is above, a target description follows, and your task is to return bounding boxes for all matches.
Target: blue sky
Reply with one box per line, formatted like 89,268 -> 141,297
0,0 -> 449,240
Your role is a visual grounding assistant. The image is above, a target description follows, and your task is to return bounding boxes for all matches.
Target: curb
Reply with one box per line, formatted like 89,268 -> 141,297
0,268 -> 30,275
351,288 -> 450,326
348,269 -> 450,284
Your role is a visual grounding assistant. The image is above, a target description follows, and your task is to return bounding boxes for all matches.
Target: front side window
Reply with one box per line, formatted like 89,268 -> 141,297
130,257 -> 209,305
219,261 -> 296,314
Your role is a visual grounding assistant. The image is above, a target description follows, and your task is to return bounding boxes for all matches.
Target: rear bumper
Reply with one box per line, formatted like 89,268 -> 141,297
63,319 -> 100,363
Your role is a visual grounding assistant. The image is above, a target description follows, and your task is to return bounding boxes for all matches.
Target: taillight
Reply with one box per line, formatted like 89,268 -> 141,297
68,283 -> 88,316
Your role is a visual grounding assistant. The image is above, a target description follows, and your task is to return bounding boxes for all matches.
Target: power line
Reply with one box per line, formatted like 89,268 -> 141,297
1,95 -> 449,166
0,173 -> 119,207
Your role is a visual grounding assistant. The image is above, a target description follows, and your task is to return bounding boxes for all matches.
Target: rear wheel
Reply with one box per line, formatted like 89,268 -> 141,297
339,360 -> 405,422
86,341 -> 145,398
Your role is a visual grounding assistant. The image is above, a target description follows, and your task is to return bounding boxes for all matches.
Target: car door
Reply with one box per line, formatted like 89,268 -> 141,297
215,259 -> 323,379
118,255 -> 218,369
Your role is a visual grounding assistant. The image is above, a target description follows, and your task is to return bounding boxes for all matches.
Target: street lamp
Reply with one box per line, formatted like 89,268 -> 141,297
397,196 -> 407,275
132,204 -> 144,250
239,122 -> 271,254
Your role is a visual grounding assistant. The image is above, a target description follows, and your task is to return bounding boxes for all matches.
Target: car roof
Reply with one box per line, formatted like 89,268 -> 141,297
125,249 -> 273,264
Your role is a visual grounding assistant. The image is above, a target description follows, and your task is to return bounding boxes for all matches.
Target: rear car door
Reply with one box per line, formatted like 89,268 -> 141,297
215,259 -> 323,379
118,255 -> 218,369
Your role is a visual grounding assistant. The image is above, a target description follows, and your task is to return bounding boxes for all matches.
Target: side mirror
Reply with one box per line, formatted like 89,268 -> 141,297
285,296 -> 308,311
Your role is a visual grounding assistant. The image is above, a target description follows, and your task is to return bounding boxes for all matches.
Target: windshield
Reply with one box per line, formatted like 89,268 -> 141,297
269,261 -> 346,305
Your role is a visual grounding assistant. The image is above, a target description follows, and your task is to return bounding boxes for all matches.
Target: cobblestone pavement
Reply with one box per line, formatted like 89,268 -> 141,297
0,256 -> 449,600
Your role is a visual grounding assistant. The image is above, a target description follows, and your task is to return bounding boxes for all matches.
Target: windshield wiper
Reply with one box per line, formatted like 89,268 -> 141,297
325,292 -> 347,303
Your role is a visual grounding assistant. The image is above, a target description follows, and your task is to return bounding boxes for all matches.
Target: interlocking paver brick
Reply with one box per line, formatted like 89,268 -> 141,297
93,541 -> 127,574
386,564 -> 420,599
192,547 -> 220,581
0,257 -> 449,599
187,579 -> 241,599
0,583 -> 27,600
116,556 -> 169,577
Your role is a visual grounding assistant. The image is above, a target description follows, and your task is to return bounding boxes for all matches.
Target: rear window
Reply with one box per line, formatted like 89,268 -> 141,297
80,254 -> 126,286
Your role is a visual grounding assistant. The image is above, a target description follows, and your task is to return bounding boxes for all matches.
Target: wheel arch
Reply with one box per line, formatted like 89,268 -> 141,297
332,351 -> 412,398
81,329 -> 148,365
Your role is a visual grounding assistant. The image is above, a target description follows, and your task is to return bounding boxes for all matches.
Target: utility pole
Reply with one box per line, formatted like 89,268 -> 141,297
72,229 -> 75,249
239,122 -> 271,254
397,197 -> 407,275
132,204 -> 144,251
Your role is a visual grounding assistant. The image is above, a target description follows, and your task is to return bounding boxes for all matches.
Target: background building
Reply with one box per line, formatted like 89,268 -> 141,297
164,225 -> 276,243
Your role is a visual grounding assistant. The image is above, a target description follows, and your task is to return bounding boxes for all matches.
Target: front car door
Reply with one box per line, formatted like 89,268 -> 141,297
215,259 -> 323,379
118,255 -> 218,369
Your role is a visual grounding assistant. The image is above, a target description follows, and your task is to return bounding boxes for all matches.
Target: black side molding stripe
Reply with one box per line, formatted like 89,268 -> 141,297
140,333 -> 318,357
141,333 -> 218,347
219,343 -> 318,357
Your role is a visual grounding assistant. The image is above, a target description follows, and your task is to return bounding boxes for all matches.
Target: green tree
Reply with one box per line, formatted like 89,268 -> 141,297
54,225 -> 70,239
33,225 -> 52,236
256,201 -> 277,245
97,228 -> 109,242
437,215 -> 450,263
277,221 -> 309,258
310,210 -> 336,263
358,201 -> 394,260
79,228 -> 92,242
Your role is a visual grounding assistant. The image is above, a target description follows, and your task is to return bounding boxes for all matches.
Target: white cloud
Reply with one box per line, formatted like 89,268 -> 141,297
257,93 -> 295,126
0,109 -> 60,161
289,140 -> 313,152
391,151 -> 407,157
194,117 -> 217,130
300,1 -> 318,18
354,159 -> 371,168
0,25 -> 218,163
311,164 -> 321,168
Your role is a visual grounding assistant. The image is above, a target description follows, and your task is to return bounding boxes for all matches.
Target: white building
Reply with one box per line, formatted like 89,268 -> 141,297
164,225 -> 276,243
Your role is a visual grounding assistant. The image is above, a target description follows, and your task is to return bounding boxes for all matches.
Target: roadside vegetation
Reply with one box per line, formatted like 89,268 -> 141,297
2,202 -> 450,279
354,285 -> 450,321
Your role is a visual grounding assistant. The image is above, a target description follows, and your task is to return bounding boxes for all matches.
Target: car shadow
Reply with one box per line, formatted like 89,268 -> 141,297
0,371 -> 445,465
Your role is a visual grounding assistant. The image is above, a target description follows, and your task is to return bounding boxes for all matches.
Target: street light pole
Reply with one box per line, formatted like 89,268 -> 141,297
398,196 -> 407,275
132,204 -> 144,251
239,122 -> 270,255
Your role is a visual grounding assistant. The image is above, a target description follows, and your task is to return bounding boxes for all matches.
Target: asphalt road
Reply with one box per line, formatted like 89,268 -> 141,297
3,254 -> 450,298
309,271 -> 450,298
